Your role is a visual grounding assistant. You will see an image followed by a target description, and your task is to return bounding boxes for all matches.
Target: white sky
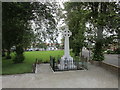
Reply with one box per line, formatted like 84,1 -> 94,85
31,1 -> 65,44
43,1 -> 65,43
32,1 -> 117,44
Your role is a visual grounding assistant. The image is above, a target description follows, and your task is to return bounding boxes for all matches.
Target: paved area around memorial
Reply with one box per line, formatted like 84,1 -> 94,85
2,63 -> 118,88
36,64 -> 53,74
82,49 -> 119,67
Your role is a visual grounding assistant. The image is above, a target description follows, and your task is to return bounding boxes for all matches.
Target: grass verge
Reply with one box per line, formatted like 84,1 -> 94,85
2,50 -> 74,75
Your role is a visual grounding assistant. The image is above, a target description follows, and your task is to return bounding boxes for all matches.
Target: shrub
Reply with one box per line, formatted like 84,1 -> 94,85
74,56 -> 80,62
2,50 -> 6,57
13,45 -> 24,63
114,48 -> 120,54
13,54 -> 24,63
92,41 -> 104,61
6,50 -> 11,59
6,56 -> 11,59
107,50 -> 114,54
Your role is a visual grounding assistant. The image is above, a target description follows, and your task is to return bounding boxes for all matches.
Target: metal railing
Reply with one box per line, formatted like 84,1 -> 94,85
50,56 -> 88,72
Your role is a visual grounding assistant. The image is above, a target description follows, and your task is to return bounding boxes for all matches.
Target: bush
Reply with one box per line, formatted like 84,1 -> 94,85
114,48 -> 120,54
92,41 -> 104,61
106,48 -> 120,54
93,52 -> 104,61
107,50 -> 114,54
13,54 -> 24,63
13,45 -> 24,63
74,56 -> 80,62
6,56 -> 11,59
6,50 -> 11,59
2,50 -> 6,57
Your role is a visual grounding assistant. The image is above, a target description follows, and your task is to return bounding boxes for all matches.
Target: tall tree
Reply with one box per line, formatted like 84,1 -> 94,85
64,2 -> 89,56
64,2 -> 119,59
2,2 -> 58,63
88,2 -> 119,61
2,2 -> 35,62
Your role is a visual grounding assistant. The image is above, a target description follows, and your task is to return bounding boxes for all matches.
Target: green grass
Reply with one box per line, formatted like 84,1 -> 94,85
2,50 -> 75,75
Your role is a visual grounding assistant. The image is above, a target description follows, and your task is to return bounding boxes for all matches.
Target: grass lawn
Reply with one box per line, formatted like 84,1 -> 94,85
2,50 -> 75,75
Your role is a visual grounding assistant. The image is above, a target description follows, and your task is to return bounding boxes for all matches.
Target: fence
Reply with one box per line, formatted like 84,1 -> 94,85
50,56 -> 88,72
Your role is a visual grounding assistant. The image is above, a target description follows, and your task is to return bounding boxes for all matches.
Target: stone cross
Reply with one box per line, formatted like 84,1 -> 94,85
62,27 -> 72,58
59,26 -> 75,70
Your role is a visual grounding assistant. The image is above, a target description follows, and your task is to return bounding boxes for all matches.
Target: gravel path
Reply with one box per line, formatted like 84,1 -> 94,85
2,63 -> 118,88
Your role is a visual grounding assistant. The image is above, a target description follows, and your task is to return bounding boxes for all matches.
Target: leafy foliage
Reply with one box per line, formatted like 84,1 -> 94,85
64,2 -> 119,60
2,2 -> 58,63
92,41 -> 104,61
64,2 -> 88,56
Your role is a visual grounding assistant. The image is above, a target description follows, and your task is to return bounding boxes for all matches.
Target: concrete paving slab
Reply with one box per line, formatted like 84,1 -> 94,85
2,63 -> 118,88
36,64 -> 53,74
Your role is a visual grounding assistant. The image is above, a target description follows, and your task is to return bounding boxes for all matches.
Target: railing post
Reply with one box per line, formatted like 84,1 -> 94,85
50,56 -> 51,67
53,57 -> 55,71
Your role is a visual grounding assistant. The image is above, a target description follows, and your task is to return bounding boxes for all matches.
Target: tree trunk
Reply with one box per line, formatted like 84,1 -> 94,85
80,48 -> 82,57
13,45 -> 24,63
97,26 -> 103,41
93,26 -> 104,61
2,48 -> 6,57
6,48 -> 11,59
